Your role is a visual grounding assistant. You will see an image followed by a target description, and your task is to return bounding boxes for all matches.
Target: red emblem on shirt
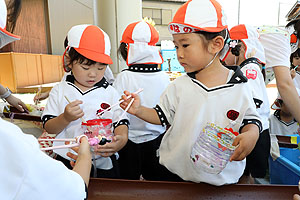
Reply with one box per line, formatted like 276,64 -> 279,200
227,110 -> 239,121
96,103 -> 111,116
246,69 -> 257,80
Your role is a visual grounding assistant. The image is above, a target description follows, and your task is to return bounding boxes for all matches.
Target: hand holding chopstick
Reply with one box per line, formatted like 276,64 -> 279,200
96,88 -> 143,117
39,135 -> 87,151
64,96 -> 92,132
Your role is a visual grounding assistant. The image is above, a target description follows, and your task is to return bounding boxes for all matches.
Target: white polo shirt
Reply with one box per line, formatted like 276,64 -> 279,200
155,67 -> 262,186
42,75 -> 129,169
113,64 -> 170,143
269,110 -> 300,136
0,118 -> 87,200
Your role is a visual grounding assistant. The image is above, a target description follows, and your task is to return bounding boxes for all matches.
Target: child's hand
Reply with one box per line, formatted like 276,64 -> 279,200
291,68 -> 296,79
95,135 -> 127,157
63,100 -> 84,122
294,194 -> 300,200
33,91 -> 49,103
120,90 -> 141,115
230,128 -> 259,161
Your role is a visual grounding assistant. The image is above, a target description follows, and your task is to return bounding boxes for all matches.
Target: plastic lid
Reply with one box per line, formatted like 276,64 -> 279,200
82,119 -> 112,126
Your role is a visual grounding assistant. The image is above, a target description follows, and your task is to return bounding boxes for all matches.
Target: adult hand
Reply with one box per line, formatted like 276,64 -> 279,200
6,94 -> 28,113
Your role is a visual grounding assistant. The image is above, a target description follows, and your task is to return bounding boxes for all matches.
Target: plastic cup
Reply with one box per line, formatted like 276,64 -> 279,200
81,119 -> 113,142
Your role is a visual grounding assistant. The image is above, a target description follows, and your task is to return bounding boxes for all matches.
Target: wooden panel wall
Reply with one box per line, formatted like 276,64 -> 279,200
1,0 -> 49,54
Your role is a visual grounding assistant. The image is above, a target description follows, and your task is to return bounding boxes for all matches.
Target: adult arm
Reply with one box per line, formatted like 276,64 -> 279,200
0,84 -> 27,112
273,66 -> 300,123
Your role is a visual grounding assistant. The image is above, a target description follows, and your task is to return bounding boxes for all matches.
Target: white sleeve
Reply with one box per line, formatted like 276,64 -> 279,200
259,32 -> 291,69
0,119 -> 86,200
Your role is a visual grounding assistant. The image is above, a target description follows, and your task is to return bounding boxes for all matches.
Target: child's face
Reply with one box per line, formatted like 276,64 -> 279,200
70,61 -> 107,91
173,33 -> 212,73
280,101 -> 291,114
292,55 -> 300,71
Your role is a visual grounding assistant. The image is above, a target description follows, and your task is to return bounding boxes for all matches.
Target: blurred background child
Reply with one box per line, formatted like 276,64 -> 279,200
290,48 -> 300,89
113,20 -> 170,180
42,24 -> 129,178
222,24 -> 270,183
269,90 -> 300,136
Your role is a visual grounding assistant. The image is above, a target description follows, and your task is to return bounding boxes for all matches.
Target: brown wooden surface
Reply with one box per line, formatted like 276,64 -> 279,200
88,178 -> 299,200
0,52 -> 63,92
3,106 -> 42,122
2,112 -> 42,122
0,0 -> 49,54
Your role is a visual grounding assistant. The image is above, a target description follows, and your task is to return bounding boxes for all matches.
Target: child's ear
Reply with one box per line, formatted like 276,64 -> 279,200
208,36 -> 224,53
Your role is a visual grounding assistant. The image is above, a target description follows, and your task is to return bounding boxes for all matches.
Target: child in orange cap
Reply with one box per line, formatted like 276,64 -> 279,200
120,0 -> 261,185
113,20 -> 170,180
222,24 -> 270,183
42,24 -> 129,178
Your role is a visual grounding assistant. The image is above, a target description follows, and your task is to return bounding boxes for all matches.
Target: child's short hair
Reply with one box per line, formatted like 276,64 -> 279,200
62,24 -> 113,72
290,48 -> 300,68
64,37 -> 98,70
117,42 -> 128,62
222,24 -> 266,65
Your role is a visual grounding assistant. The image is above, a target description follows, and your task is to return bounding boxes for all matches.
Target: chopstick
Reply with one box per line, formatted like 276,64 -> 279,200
34,85 -> 42,105
97,88 -> 143,116
39,135 -> 87,151
116,98 -> 134,125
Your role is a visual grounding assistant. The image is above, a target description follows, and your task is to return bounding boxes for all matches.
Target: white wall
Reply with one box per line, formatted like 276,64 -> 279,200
47,0 -> 94,55
94,0 -> 142,74
218,0 -> 295,28
142,1 -> 183,42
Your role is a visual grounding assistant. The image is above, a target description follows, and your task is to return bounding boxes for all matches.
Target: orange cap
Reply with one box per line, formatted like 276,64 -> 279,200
63,24 -> 113,72
120,21 -> 163,66
168,0 -> 227,34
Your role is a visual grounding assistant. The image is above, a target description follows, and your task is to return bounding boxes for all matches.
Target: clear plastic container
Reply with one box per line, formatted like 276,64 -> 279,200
190,123 -> 237,174
81,119 -> 113,143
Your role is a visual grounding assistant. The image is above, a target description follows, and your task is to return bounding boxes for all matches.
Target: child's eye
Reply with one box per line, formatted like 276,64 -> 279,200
81,66 -> 89,70
183,44 -> 189,48
98,67 -> 104,70
174,46 -> 178,49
